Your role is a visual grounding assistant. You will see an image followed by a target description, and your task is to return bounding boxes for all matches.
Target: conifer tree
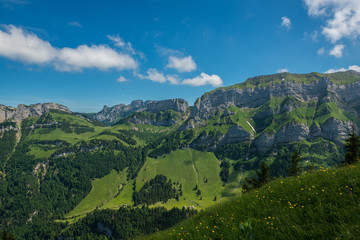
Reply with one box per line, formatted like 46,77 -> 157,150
288,149 -> 301,176
344,125 -> 360,165
243,162 -> 270,190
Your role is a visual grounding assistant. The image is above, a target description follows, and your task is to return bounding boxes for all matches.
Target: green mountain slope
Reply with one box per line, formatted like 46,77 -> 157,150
1,71 -> 360,239
142,163 -> 360,240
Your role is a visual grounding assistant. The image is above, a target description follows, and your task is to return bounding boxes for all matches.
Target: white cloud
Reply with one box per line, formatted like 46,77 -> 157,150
304,0 -> 360,43
166,74 -> 180,84
57,45 -> 137,71
0,24 -> 57,64
182,72 -> 223,87
0,24 -> 137,72
167,56 -> 197,73
277,68 -> 289,73
329,44 -> 344,58
138,68 -> 167,83
281,16 -> 292,29
116,76 -> 127,82
349,65 -> 360,72
68,21 -> 82,27
317,47 -> 326,55
325,65 -> 360,73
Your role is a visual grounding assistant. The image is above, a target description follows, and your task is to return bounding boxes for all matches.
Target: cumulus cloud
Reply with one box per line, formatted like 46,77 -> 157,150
138,68 -> 167,83
0,24 -> 57,63
325,65 -> 360,73
329,44 -> 344,58
137,70 -> 223,87
304,0 -> 360,43
182,72 -> 223,87
277,68 -> 289,73
167,56 -> 197,73
57,45 -> 137,71
0,24 -> 137,72
116,76 -> 128,82
281,16 -> 292,29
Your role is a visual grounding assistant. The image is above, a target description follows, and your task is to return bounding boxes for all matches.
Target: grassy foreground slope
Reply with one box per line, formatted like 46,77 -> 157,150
141,163 -> 360,240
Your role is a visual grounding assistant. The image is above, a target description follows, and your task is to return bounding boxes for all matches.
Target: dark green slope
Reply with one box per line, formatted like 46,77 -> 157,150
0,110 -> 148,239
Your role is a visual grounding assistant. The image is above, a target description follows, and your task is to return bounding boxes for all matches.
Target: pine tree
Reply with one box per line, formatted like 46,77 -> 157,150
244,162 -> 270,190
288,149 -> 301,176
344,125 -> 360,165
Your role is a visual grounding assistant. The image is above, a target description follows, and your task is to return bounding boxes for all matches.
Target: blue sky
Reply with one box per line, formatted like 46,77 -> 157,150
0,0 -> 359,112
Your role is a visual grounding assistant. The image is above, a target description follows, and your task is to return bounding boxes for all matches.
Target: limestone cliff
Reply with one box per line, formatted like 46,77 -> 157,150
185,71 -> 360,153
0,103 -> 71,123
94,99 -> 189,125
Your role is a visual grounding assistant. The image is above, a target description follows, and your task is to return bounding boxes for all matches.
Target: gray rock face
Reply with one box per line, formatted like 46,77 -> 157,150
0,103 -> 71,123
319,117 -> 353,143
221,124 -> 254,144
191,76 -> 360,121
188,71 -> 360,153
94,99 -> 189,125
94,100 -> 147,124
145,99 -> 189,113
128,116 -> 177,127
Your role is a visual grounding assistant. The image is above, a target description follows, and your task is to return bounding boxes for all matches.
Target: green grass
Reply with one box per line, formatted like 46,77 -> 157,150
108,149 -> 232,210
65,149 -> 240,221
64,169 -> 127,219
27,146 -> 57,159
141,163 -> 360,240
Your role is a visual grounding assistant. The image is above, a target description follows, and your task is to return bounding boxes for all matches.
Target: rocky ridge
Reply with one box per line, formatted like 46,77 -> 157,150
185,71 -> 360,153
0,103 -> 71,123
94,99 -> 189,125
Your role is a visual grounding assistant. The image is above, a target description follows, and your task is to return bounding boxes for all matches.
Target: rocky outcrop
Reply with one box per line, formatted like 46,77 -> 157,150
221,124 -> 254,144
145,99 -> 189,113
191,73 -> 360,121
0,103 -> 71,123
94,100 -> 147,124
186,71 -> 360,153
128,116 -> 177,127
94,99 -> 189,125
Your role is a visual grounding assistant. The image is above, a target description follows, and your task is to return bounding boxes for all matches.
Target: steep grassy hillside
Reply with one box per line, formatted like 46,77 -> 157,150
142,163 -> 360,240
62,149 -> 243,222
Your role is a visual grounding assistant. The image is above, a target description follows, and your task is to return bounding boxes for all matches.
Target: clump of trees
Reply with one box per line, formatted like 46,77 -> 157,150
132,175 -> 182,206
62,206 -> 197,239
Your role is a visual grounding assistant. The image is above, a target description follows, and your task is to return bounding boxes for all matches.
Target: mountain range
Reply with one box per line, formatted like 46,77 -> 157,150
1,70 -> 360,239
